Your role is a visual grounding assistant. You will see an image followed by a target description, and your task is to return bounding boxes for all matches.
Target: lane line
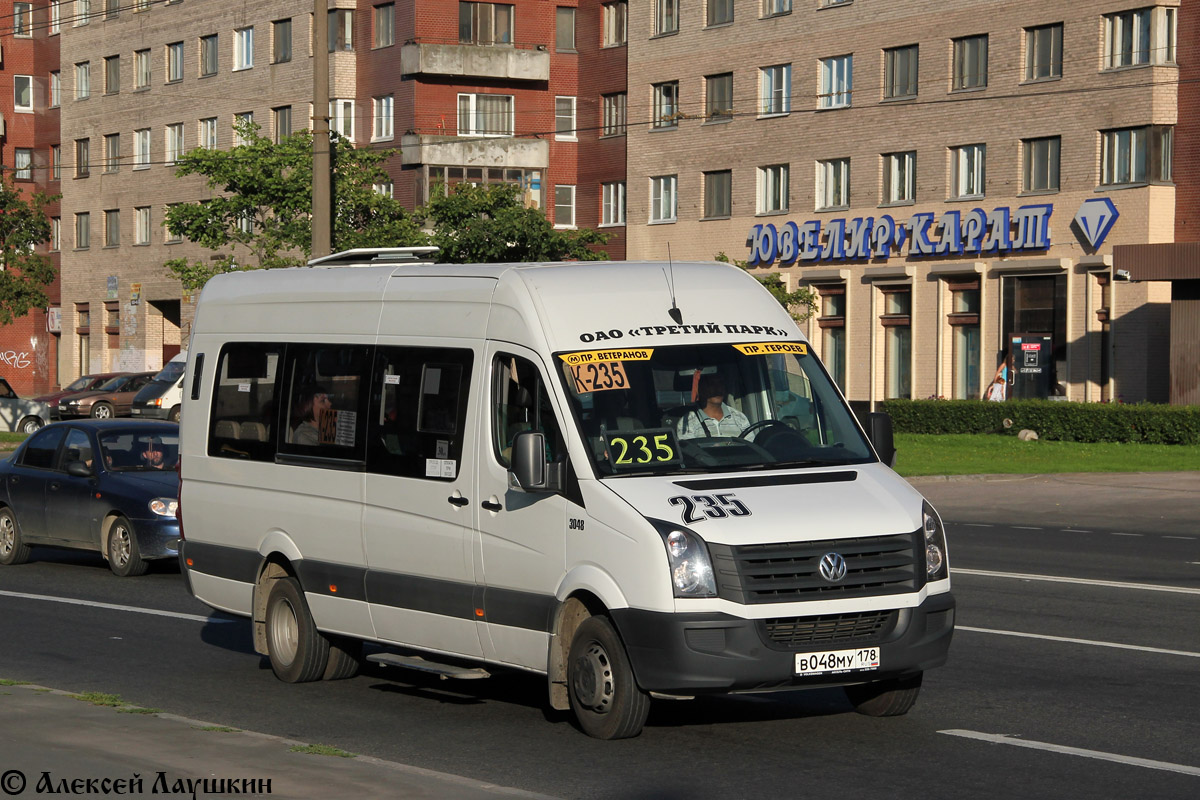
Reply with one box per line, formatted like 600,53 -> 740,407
1012,526 -> 1042,530
1164,536 -> 1196,541
951,567 -> 1200,595
956,625 -> 1200,659
1061,529 -> 1093,533
962,523 -> 994,527
1110,533 -> 1142,537
0,589 -> 234,624
939,730 -> 1200,777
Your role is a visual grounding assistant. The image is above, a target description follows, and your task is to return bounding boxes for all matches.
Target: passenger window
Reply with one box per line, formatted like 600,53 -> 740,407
209,343 -> 282,461
367,346 -> 473,481
59,429 -> 94,471
20,426 -> 66,469
279,344 -> 371,460
492,354 -> 565,467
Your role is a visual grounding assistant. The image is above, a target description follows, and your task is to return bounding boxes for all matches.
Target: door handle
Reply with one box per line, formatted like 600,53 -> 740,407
481,500 -> 502,512
447,495 -> 469,507
49,482 -> 62,492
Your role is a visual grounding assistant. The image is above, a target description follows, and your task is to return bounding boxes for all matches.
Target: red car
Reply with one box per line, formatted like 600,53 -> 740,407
57,372 -> 156,419
36,373 -> 128,419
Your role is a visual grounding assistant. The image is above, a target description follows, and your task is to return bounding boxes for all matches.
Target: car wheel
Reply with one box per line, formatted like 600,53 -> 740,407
18,416 -> 43,435
91,403 -> 114,419
844,673 -> 923,717
0,507 -> 31,566
567,615 -> 650,740
322,635 -> 362,681
169,406 -> 182,423
107,516 -> 149,577
265,577 -> 329,683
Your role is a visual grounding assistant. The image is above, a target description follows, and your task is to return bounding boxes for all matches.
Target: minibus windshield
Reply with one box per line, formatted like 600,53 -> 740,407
153,359 -> 186,384
556,342 -> 875,477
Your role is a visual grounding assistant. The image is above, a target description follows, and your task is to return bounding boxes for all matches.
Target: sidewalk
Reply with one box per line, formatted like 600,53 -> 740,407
0,684 -> 555,800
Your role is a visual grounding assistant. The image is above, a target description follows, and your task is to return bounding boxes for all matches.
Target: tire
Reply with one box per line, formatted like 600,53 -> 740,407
18,416 -> 43,435
265,577 -> 329,683
322,635 -> 362,681
567,615 -> 650,740
0,507 -> 31,566
91,402 -> 114,420
845,672 -> 923,717
168,406 -> 182,423
107,516 -> 149,577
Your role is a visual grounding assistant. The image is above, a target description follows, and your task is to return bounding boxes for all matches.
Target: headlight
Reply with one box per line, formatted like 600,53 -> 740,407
149,498 -> 178,517
922,500 -> 949,582
656,525 -> 717,598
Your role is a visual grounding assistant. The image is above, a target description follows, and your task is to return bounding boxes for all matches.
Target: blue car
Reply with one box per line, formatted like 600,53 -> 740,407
0,420 -> 180,577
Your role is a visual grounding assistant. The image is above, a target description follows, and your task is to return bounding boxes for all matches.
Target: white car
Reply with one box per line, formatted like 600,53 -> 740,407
0,377 -> 51,434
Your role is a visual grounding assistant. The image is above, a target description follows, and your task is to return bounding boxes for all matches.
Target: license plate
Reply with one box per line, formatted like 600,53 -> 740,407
795,647 -> 880,676
131,409 -> 141,415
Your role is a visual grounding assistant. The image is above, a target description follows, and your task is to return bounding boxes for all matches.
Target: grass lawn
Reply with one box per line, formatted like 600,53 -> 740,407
894,433 -> 1200,477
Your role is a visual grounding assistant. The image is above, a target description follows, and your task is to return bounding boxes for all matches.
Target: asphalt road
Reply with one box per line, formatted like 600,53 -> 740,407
1,473 -> 1197,799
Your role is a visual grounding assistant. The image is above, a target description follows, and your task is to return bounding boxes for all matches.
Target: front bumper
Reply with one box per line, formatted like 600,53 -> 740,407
131,518 -> 182,561
611,592 -> 955,695
131,406 -> 170,420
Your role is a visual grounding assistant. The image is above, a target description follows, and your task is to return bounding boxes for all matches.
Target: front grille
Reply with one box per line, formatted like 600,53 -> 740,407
711,531 -> 921,604
761,610 -> 897,649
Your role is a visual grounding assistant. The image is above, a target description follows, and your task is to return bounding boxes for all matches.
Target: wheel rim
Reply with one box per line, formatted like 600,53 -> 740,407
110,525 -> 131,567
0,515 -> 13,556
572,641 -> 615,714
21,419 -> 39,434
95,406 -> 111,419
269,597 -> 299,667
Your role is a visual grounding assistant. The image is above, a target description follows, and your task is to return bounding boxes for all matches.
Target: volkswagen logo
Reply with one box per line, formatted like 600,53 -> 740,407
819,552 -> 848,583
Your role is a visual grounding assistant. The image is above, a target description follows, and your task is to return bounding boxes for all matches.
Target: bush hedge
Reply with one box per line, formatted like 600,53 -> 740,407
880,399 -> 1200,445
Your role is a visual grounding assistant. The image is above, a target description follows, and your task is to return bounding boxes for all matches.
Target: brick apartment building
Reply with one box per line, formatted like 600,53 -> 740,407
625,0 -> 1181,410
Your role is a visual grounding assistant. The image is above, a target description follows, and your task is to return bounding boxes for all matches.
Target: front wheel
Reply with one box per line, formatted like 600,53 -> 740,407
265,577 -> 329,683
18,416 -> 43,435
91,402 -> 114,419
844,672 -> 923,717
168,406 -> 181,423
568,615 -> 650,739
0,507 -> 31,566
107,517 -> 148,577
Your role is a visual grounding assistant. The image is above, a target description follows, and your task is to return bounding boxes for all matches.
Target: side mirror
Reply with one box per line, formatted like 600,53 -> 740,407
66,460 -> 93,478
866,412 -> 896,469
509,431 -> 563,493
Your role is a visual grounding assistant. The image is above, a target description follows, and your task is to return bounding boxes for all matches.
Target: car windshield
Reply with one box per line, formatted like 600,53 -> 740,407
556,342 -> 874,477
97,375 -> 128,392
65,376 -> 99,392
99,430 -> 180,471
154,360 -> 186,383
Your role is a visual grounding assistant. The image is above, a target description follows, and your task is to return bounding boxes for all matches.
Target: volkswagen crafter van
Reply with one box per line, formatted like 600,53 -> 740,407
179,249 -> 954,739
131,351 -> 187,422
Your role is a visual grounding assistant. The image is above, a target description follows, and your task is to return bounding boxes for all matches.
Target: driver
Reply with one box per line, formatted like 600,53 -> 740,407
677,374 -> 749,440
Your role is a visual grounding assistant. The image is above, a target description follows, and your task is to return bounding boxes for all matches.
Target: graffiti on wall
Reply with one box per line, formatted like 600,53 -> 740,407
0,351 -> 33,370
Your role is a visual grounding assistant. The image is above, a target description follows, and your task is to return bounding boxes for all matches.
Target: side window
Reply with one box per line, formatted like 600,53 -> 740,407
0,379 -> 16,399
20,426 -> 66,469
209,343 -> 282,461
492,354 -> 566,467
367,346 -> 473,480
59,429 -> 94,471
279,344 -> 371,461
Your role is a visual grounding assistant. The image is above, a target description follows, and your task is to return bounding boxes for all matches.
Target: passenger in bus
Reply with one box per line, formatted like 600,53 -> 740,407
291,384 -> 331,445
677,374 -> 749,440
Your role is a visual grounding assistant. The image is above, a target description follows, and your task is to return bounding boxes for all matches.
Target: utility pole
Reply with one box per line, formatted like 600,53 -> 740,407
312,0 -> 331,258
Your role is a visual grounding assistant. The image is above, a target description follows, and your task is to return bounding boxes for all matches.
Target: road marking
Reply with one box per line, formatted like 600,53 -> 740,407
939,730 -> 1200,777
951,568 -> 1200,595
1111,532 -> 1142,537
962,523 -> 994,527
1164,536 -> 1196,541
1012,526 -> 1042,530
957,626 -> 1200,659
1061,529 -> 1093,533
0,590 -> 234,624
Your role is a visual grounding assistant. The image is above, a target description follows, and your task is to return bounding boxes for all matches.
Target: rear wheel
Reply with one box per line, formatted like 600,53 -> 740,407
0,508 -> 31,566
265,577 -> 329,683
168,406 -> 182,423
322,635 -> 362,680
845,673 -> 923,717
18,416 -> 43,435
91,402 -> 114,420
107,517 -> 149,577
568,615 -> 650,739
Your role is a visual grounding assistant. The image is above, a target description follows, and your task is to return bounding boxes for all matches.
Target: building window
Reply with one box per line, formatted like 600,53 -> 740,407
329,9 -> 354,52
707,0 -> 733,26
555,185 -> 575,228
14,2 -> 32,36
76,62 -> 91,100
104,134 -> 120,173
704,170 -> 731,219
457,93 -> 513,136
762,0 -> 790,17
134,129 -> 150,169
1105,7 -> 1176,68
104,210 -> 120,247
602,182 -> 625,225
655,0 -> 678,36
76,213 -> 91,249
234,27 -> 254,70
51,218 -> 61,252
372,96 -> 393,141
554,97 -> 576,140
234,112 -> 254,146
650,176 -> 677,223
14,76 -> 33,112
75,139 -> 90,177
135,207 -> 151,245
758,165 -> 789,214
760,64 -> 791,115
1023,137 -> 1060,193
1101,126 -> 1172,185
50,1 -> 61,35
882,288 -> 911,400
948,281 -> 981,400
273,107 -> 293,143
884,45 -> 918,100
200,117 -> 218,149
556,7 -> 575,51
329,99 -> 355,140
373,181 -> 394,197
653,82 -> 679,129
602,93 -> 626,136
274,19 -> 293,63
1025,23 -> 1063,81
706,73 -> 733,121
819,288 -> 846,392
135,50 -> 151,89
201,35 -> 219,77
953,35 -> 988,90
51,145 -> 61,180
817,158 -> 850,210
883,151 -> 916,204
166,42 -> 184,83
104,56 -> 120,95
14,149 -> 33,180
165,205 -> 182,242
374,4 -> 394,48
459,2 -> 513,45
1002,274 -> 1067,389
603,2 -> 627,45
166,123 -> 184,166
105,0 -> 118,19
50,72 -> 61,108
951,143 -> 986,198
820,54 -> 853,108
75,0 -> 91,26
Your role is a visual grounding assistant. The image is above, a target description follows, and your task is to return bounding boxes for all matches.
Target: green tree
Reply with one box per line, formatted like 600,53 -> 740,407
163,119 -> 424,290
0,176 -> 58,325
715,252 -> 817,322
421,182 -> 609,263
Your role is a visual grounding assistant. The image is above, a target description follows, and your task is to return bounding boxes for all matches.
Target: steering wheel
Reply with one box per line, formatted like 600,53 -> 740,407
738,420 -> 796,441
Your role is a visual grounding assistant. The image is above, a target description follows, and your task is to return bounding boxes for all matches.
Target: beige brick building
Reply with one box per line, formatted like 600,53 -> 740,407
626,0 -> 1179,410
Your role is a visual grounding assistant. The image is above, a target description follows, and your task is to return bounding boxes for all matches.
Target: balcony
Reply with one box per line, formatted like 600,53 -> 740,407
400,133 -> 548,169
400,40 -> 550,82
